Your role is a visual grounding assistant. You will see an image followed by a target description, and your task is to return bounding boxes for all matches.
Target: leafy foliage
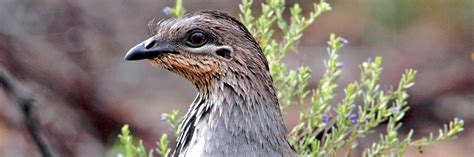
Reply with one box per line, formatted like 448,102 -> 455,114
115,0 -> 464,157
116,125 -> 148,157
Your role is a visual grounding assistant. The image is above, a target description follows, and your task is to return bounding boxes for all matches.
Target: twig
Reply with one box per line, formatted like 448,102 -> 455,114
0,66 -> 53,157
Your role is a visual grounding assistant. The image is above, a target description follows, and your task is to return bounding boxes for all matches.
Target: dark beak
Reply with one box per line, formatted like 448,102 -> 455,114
124,37 -> 175,61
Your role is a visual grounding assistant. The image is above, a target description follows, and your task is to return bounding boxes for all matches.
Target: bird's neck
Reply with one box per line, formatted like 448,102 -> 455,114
175,76 -> 294,156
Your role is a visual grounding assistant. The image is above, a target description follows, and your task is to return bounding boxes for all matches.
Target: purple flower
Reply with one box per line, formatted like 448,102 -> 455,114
454,117 -> 461,123
349,113 -> 358,125
322,114 -> 330,123
389,106 -> 400,114
339,37 -> 349,44
367,57 -> 372,62
160,115 -> 167,121
163,7 -> 172,16
336,62 -> 344,69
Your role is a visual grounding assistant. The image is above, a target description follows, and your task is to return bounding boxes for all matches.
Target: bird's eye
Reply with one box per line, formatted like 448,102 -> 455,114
186,31 -> 207,47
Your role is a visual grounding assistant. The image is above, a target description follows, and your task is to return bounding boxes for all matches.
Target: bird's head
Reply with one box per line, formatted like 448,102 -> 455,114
125,11 -> 270,89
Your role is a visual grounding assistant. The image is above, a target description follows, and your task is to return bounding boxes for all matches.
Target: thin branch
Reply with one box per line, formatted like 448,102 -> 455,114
0,66 -> 53,157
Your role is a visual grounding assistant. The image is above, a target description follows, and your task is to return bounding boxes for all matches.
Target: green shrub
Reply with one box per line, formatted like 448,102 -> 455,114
114,0 -> 464,156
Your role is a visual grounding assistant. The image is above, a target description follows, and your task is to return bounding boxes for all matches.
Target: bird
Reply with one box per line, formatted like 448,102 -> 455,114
124,10 -> 296,157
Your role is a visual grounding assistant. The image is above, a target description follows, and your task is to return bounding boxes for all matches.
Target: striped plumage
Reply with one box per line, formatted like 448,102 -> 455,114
125,11 -> 296,157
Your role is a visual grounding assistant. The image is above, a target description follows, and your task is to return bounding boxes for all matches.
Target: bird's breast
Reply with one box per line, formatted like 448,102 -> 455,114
178,110 -> 292,157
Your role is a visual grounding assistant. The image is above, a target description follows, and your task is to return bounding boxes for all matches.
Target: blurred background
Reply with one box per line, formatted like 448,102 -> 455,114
0,0 -> 472,156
